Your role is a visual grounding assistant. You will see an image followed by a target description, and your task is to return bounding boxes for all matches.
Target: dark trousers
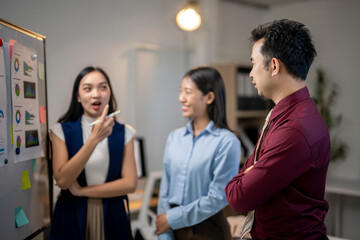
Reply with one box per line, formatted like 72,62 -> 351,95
172,208 -> 232,240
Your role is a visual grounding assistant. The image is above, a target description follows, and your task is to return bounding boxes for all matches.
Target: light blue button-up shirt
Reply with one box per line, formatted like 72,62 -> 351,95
157,120 -> 241,240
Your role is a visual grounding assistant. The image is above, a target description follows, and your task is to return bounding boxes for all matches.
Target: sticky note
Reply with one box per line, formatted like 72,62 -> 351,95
32,159 -> 38,172
38,62 -> 44,81
39,106 -> 46,123
9,39 -> 16,59
21,170 -> 31,191
15,206 -> 29,228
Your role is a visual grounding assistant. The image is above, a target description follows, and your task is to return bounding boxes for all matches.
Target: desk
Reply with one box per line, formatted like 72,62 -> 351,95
325,177 -> 360,237
128,178 -> 159,214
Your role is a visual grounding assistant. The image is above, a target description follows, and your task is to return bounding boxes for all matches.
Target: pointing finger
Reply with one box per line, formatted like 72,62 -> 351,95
101,104 -> 109,119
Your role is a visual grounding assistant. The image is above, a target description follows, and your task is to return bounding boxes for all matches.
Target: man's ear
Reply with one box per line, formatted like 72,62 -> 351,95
271,58 -> 281,76
206,91 -> 215,105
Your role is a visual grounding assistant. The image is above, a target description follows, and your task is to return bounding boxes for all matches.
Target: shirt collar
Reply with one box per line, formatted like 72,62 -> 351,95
270,87 -> 310,122
81,114 -> 96,123
184,120 -> 220,137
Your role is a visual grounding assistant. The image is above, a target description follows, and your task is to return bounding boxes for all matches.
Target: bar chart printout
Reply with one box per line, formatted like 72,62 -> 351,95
11,42 -> 43,163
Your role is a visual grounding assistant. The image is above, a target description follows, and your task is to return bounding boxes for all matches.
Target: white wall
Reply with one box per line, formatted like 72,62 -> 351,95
1,0 -> 185,124
0,0 -> 220,173
1,0 -> 359,238
217,1 -> 265,63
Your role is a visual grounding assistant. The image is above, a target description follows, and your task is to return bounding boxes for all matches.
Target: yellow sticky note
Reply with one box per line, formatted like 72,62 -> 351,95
21,170 -> 31,191
38,62 -> 44,81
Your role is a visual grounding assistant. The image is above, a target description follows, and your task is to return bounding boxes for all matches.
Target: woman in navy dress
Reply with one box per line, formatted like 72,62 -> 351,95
50,66 -> 137,240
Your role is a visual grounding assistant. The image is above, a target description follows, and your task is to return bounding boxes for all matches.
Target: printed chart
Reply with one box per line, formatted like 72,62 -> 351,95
0,46 -> 9,167
11,42 -> 43,163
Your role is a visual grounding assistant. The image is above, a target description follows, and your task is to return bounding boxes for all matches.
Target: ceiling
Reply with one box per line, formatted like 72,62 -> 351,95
222,0 -> 313,9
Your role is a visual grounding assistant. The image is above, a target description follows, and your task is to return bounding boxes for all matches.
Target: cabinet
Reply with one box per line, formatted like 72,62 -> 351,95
213,63 -> 273,163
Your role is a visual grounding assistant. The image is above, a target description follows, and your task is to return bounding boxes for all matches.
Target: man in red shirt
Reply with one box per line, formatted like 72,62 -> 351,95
225,19 -> 330,240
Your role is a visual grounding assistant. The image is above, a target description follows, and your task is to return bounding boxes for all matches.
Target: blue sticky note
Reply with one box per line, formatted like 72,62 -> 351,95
14,206 -> 29,228
32,159 -> 38,172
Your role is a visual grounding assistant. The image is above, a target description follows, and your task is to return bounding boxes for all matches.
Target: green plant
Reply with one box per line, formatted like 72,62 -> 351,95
312,68 -> 348,162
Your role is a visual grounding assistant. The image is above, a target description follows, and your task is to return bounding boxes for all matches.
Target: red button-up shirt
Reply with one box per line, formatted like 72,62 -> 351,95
225,87 -> 330,240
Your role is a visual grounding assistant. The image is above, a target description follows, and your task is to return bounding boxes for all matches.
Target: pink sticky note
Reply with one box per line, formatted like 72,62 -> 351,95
40,106 -> 46,123
9,39 -> 17,59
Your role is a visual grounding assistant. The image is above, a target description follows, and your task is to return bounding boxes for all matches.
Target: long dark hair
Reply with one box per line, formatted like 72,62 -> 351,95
184,66 -> 229,129
58,66 -> 117,122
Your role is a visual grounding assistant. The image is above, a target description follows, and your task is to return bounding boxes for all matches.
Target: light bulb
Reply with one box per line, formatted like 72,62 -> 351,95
176,8 -> 201,31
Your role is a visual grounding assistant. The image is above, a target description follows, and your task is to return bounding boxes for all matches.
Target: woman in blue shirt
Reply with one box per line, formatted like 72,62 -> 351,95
156,66 -> 241,240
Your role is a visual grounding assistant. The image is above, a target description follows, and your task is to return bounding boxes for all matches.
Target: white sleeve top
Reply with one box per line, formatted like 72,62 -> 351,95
50,115 -> 136,186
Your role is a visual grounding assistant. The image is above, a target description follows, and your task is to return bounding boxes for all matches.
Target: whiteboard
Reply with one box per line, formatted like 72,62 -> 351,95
0,18 -> 50,239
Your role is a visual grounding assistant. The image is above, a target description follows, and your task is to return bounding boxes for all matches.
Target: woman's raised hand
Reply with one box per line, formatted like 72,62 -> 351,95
90,104 -> 115,143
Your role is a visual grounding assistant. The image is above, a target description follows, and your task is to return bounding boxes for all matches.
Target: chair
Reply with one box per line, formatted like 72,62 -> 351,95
131,170 -> 163,240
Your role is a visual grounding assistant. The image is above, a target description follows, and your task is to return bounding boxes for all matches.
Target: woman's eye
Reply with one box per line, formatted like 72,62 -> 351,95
100,85 -> 108,90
